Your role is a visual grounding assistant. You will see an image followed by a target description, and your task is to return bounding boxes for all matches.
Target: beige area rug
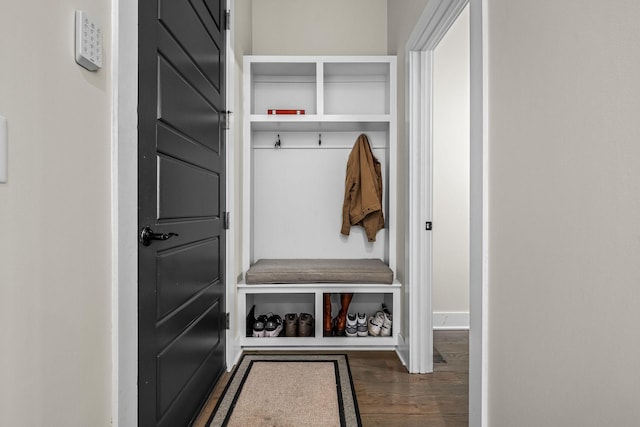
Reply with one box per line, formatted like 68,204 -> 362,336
207,354 -> 361,427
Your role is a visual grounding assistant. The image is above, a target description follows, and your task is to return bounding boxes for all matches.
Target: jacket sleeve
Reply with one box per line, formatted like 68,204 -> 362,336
357,144 -> 382,220
341,154 -> 357,236
358,139 -> 384,242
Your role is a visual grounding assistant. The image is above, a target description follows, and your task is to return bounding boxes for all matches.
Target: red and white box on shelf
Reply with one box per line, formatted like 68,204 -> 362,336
267,109 -> 305,115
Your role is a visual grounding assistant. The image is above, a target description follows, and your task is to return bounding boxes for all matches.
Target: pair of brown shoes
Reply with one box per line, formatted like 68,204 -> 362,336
284,313 -> 314,337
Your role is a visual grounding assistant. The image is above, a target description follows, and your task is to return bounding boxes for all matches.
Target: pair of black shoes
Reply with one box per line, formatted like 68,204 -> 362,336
251,313 -> 283,337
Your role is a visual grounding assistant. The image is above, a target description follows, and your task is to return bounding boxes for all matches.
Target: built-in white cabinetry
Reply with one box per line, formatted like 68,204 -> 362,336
240,56 -> 399,349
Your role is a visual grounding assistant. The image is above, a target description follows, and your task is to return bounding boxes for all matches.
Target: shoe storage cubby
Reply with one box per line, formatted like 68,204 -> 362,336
240,56 -> 400,350
245,292 -> 315,338
238,285 -> 401,348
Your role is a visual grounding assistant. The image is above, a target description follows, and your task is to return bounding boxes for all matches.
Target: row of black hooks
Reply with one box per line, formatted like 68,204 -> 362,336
275,133 -> 322,148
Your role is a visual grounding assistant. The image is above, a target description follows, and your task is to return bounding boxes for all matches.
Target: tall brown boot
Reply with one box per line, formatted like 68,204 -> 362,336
334,293 -> 353,336
323,293 -> 333,337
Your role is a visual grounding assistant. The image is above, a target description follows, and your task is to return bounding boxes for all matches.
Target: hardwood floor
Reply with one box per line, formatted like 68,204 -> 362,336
192,330 -> 469,426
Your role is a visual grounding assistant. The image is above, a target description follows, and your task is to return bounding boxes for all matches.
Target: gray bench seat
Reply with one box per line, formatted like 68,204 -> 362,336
245,259 -> 394,285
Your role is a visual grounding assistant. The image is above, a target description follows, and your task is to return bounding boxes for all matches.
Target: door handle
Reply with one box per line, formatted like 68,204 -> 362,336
139,226 -> 179,247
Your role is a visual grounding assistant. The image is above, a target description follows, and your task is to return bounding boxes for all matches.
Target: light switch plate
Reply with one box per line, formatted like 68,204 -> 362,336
75,10 -> 102,71
0,115 -> 7,183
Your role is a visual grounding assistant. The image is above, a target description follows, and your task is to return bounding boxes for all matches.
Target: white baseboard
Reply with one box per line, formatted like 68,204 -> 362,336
433,311 -> 469,330
226,332 -> 243,372
395,333 -> 409,368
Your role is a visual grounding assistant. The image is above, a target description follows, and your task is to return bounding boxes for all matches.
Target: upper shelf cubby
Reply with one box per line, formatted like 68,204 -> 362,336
249,61 -> 317,115
246,56 -> 394,123
323,61 -> 390,115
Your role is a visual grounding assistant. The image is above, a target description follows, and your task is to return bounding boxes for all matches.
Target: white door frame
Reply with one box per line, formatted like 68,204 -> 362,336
111,0 -> 237,425
111,0 -> 138,425
405,0 -> 488,425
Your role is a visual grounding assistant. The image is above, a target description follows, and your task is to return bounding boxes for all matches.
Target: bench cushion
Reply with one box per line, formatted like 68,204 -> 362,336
245,259 -> 394,284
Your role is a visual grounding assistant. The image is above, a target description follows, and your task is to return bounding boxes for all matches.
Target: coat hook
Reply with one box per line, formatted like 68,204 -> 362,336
319,133 -> 322,146
275,134 -> 281,148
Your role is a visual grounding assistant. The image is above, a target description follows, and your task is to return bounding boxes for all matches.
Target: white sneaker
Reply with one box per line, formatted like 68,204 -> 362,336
368,311 -> 385,337
380,312 -> 392,337
356,313 -> 368,337
345,313 -> 358,337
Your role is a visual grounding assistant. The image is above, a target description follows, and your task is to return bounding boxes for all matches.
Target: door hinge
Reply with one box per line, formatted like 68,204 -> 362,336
221,110 -> 233,130
224,10 -> 231,30
425,221 -> 432,231
225,312 -> 230,330
223,211 -> 230,230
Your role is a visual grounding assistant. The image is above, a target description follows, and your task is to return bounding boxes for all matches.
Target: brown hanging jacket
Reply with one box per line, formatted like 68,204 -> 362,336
340,134 -> 384,242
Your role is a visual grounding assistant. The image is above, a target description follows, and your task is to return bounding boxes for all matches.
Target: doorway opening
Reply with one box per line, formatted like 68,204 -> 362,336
431,4 -> 470,335
406,0 -> 487,425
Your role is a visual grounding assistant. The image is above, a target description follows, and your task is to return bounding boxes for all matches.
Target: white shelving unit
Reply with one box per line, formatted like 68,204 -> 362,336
241,56 -> 398,349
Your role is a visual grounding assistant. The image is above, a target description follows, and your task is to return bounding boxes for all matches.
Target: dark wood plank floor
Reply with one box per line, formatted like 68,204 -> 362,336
192,330 -> 468,426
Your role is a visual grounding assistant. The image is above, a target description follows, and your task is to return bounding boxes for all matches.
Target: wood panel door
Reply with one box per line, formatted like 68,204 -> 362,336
138,1 -> 227,426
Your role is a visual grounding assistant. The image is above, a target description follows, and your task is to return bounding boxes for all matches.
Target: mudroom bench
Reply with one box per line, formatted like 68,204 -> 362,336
238,258 -> 400,348
238,55 -> 400,351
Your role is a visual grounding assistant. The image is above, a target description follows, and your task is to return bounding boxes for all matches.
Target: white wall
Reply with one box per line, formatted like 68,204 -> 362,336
246,0 -> 388,269
246,0 -> 389,269
252,0 -> 387,55
432,5 -> 470,323
233,0 -> 252,280
488,0 -> 640,425
0,1 -> 112,426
